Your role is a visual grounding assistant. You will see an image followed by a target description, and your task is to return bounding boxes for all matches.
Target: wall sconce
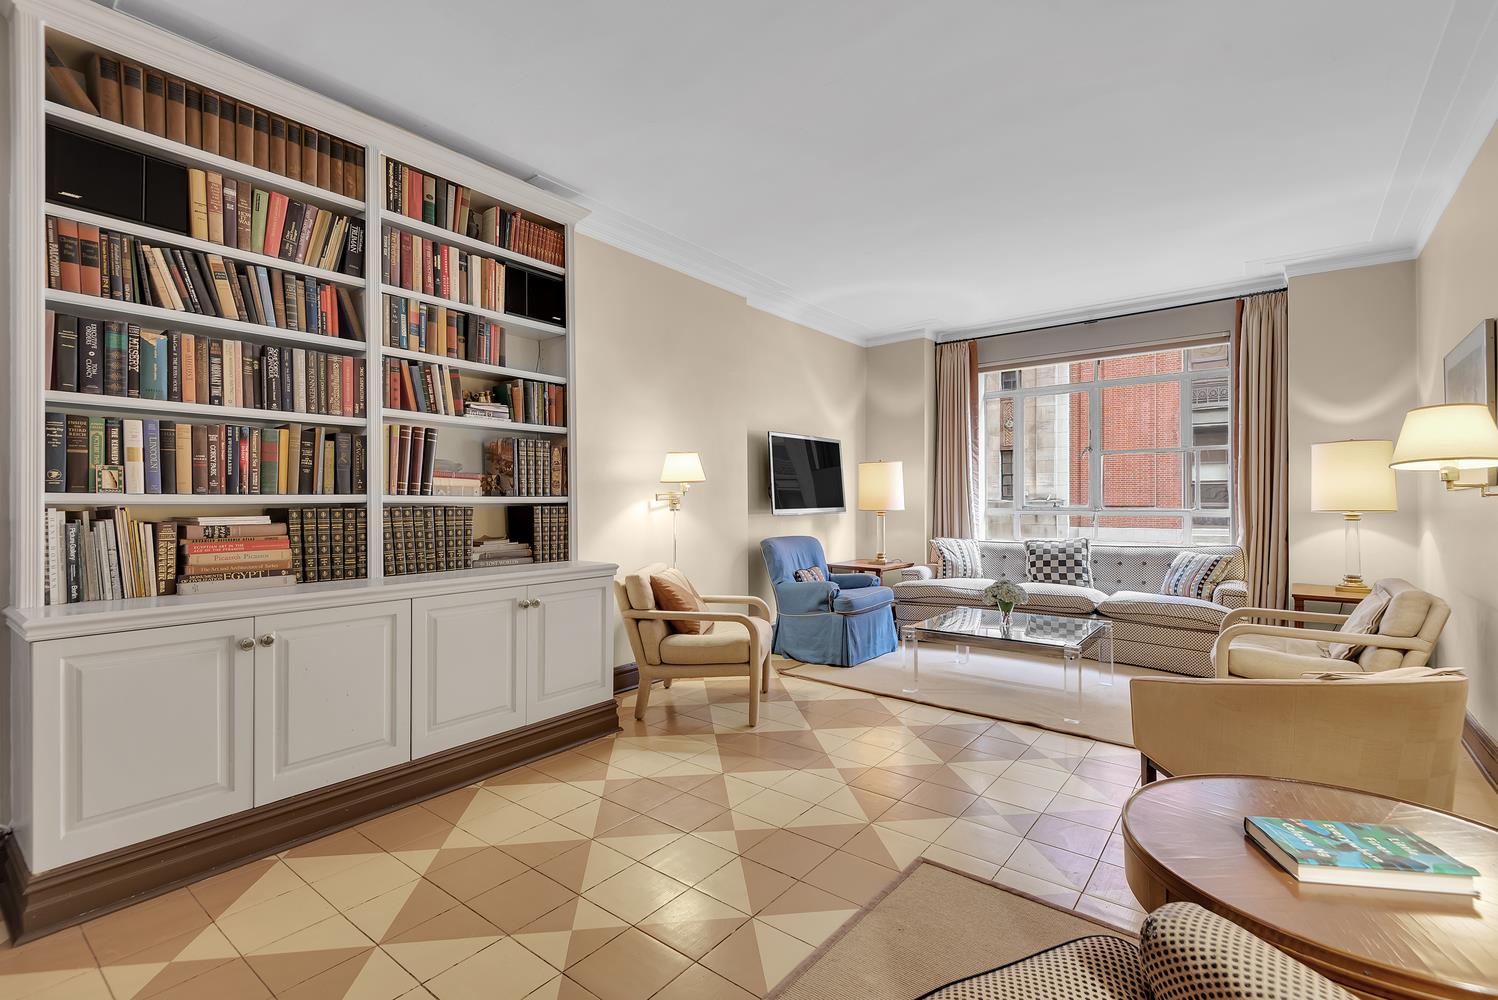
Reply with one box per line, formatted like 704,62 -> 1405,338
655,452 -> 706,565
1390,403 -> 1498,498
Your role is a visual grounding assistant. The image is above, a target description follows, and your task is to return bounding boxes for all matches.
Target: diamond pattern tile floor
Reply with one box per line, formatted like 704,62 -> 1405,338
7,666 -> 1495,999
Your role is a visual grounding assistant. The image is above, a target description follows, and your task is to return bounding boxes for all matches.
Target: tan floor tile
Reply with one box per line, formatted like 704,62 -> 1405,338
567,929 -> 692,1000
681,776 -> 765,811
600,779 -> 681,813
189,858 -> 306,921
693,859 -> 796,916
742,830 -> 834,879
1074,894 -> 1145,934
357,805 -> 457,853
901,782 -> 979,817
537,841 -> 637,893
342,879 -> 462,945
1083,862 -> 1143,912
919,843 -> 1000,881
426,939 -> 557,1000
699,919 -> 813,998
991,867 -> 1082,909
769,770 -> 844,805
388,824 -> 489,878
552,799 -> 641,839
1059,772 -> 1134,807
690,810 -> 778,853
594,815 -> 684,861
0,927 -> 99,998
149,958 -> 271,999
20,966 -> 112,999
458,802 -> 551,845
277,947 -> 418,1000
497,821 -> 591,867
801,851 -> 898,907
1002,760 -> 1070,792
467,870 -> 575,934
1074,757 -> 1140,788
1026,814 -> 1111,859
933,819 -> 1022,867
282,829 -> 384,883
421,787 -> 510,829
98,923 -> 238,1000
817,785 -> 897,823
781,806 -> 867,849
651,963 -> 757,1000
642,836 -> 737,887
636,889 -> 750,960
244,913 -> 373,994
979,776 -> 1056,812
848,767 -> 922,799
582,863 -> 690,924
215,885 -> 340,955
520,977 -> 601,1000
1103,833 -> 1127,868
422,849 -> 528,902
511,899 -> 629,971
1044,792 -> 1122,831
873,800 -> 957,841
81,888 -> 211,965
957,797 -> 1039,837
383,906 -> 503,983
309,854 -> 421,911
840,824 -> 926,871
1005,840 -> 1098,892
733,789 -> 812,827
522,783 -> 601,819
755,882 -> 858,948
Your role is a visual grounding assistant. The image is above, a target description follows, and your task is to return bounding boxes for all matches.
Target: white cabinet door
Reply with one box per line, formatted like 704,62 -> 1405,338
254,601 -> 410,805
526,577 -> 613,722
412,588 -> 527,758
30,619 -> 255,871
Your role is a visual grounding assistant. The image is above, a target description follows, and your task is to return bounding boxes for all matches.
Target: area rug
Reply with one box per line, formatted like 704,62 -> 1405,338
769,861 -> 1131,1000
778,644 -> 1166,746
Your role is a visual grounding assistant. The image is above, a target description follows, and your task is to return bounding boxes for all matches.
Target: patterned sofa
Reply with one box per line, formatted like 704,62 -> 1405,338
894,539 -> 1247,678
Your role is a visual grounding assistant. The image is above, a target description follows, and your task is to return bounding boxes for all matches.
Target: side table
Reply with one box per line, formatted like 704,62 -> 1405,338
827,559 -> 914,579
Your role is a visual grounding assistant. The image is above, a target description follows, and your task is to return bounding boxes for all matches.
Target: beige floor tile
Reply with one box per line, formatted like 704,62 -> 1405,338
422,849 -> 528,902
458,802 -> 551,846
308,854 -> 421,912
382,906 -> 503,983
97,923 -> 238,1000
693,859 -> 796,916
1001,760 -> 1070,792
582,863 -> 690,925
755,882 -> 859,948
467,870 -> 575,934
1004,840 -> 1098,892
840,824 -> 926,871
277,947 -> 418,1000
537,841 -> 637,893
991,867 -> 1082,908
1083,862 -> 1143,912
781,806 -> 867,849
594,815 -> 685,861
21,966 -> 112,999
215,885 -> 340,955
978,776 -> 1057,812
652,963 -> 757,1000
1074,894 -> 1146,934
636,890 -> 750,961
1043,792 -> 1121,831
0,927 -> 99,999
243,914 -> 373,994
699,919 -> 814,998
511,898 -> 629,972
741,829 -> 834,879
357,805 -> 457,853
552,799 -> 642,839
642,836 -> 737,887
281,829 -> 384,883
81,888 -> 211,966
1059,772 -> 1135,807
189,858 -> 306,922
919,843 -> 1000,881
1025,814 -> 1111,859
426,938 -> 557,1000
148,958 -> 271,999
800,851 -> 898,907
566,929 -> 692,1000
933,819 -> 1022,867
341,880 -> 462,946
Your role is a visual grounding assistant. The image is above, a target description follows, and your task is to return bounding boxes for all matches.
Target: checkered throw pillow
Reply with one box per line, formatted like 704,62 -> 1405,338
793,566 -> 825,582
1024,539 -> 1092,586
931,538 -> 982,578
1159,552 -> 1232,601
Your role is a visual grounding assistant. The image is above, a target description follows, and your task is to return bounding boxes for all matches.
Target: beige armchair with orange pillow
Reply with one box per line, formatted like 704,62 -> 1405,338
614,563 -> 772,726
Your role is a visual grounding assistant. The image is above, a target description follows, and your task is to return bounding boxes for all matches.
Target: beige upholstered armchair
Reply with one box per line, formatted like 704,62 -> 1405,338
1131,672 -> 1468,809
1212,578 -> 1449,679
614,563 -> 772,726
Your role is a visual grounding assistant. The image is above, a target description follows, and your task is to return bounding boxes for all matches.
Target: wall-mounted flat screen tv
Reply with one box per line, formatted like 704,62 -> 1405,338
768,432 -> 845,514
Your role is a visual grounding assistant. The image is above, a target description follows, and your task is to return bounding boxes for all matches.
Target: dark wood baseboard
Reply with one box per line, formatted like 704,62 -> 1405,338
0,699 -> 620,944
614,662 -> 639,695
1465,712 -> 1498,794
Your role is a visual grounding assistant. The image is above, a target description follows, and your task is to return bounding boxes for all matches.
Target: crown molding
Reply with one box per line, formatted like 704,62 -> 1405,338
1275,243 -> 1419,278
864,327 -> 937,348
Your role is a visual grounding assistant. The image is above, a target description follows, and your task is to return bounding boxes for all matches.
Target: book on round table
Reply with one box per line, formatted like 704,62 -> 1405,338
1244,815 -> 1479,895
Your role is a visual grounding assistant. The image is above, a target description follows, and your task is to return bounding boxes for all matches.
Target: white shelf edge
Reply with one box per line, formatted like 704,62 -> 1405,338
44,390 -> 369,428
382,494 -> 567,506
378,285 -> 567,340
378,210 -> 566,276
379,345 -> 566,385
44,290 -> 370,355
45,493 -> 368,505
381,410 -> 566,434
47,202 -> 364,289
46,102 -> 367,215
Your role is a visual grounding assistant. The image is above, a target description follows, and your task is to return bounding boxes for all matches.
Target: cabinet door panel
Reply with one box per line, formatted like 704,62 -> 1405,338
254,601 -> 410,805
412,589 -> 526,757
527,578 -> 613,722
31,619 -> 255,871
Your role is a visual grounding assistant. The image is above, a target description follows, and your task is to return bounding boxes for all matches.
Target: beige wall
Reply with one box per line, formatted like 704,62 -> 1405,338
1414,124 -> 1498,736
572,236 -> 866,665
862,340 -> 936,568
1286,263 -> 1421,588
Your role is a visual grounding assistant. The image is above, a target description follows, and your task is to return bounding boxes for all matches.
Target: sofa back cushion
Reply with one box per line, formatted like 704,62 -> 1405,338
1024,539 -> 1093,586
927,538 -> 1245,595
1159,551 -> 1234,600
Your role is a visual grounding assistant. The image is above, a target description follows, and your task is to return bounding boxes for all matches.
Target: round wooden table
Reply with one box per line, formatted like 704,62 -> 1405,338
1122,775 -> 1498,1000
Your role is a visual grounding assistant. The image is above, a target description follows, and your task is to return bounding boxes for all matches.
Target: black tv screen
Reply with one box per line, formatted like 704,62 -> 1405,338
769,433 -> 845,514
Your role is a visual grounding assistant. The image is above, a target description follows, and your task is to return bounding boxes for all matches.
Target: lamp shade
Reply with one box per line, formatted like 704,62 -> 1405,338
857,461 -> 905,512
1390,404 -> 1498,471
659,452 -> 706,484
1310,440 -> 1397,512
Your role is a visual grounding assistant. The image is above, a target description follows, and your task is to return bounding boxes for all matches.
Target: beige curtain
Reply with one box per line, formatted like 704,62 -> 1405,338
1233,290 -> 1290,608
934,340 -> 980,539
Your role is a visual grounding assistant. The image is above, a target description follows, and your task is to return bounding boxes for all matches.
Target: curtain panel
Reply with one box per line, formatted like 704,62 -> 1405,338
1232,290 -> 1290,609
933,340 -> 980,540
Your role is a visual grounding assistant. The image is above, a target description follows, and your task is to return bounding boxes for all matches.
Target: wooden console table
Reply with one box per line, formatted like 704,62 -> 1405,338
827,558 -> 914,578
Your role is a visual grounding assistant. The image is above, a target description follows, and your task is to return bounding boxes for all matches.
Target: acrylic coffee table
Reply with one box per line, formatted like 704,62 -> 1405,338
902,608 -> 1114,726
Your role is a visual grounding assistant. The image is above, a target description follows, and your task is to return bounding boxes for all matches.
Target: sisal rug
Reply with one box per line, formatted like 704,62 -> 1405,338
770,861 -> 1131,1000
778,644 -> 1168,746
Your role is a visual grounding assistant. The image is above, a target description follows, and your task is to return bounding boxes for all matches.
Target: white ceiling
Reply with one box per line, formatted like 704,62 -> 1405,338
111,0 -> 1498,344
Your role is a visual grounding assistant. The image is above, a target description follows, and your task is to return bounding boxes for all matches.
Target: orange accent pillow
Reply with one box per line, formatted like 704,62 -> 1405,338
651,568 -> 712,635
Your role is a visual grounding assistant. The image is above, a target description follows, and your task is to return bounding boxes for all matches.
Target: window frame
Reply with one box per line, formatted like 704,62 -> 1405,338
978,343 -> 1233,542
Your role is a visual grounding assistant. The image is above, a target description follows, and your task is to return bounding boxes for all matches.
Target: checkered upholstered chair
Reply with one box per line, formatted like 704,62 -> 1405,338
917,902 -> 1355,999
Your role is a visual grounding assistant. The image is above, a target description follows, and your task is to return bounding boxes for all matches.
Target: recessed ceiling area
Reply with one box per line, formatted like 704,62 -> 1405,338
110,0 -> 1498,343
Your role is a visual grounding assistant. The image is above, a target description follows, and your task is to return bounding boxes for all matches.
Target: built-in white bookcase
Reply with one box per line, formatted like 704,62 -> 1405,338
6,0 -> 587,613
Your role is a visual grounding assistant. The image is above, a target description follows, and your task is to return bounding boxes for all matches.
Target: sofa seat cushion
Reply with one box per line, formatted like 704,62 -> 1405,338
893,577 -> 993,605
833,585 -> 894,615
1021,582 -> 1108,616
1219,633 -> 1330,679
1097,591 -> 1227,631
659,618 -> 772,666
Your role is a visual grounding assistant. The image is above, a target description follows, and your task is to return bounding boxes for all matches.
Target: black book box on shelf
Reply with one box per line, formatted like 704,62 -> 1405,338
504,264 -> 566,326
46,124 -> 189,235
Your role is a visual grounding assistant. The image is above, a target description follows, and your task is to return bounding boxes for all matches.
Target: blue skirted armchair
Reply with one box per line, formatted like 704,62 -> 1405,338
760,536 -> 897,666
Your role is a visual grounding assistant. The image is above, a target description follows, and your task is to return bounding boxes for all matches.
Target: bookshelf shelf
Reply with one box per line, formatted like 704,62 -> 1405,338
45,290 -> 370,355
44,390 -> 368,428
378,284 -> 566,340
379,345 -> 566,385
380,211 -> 565,276
384,495 -> 567,506
46,102 -> 368,215
46,493 -> 368,506
46,202 -> 365,289
382,410 -> 565,435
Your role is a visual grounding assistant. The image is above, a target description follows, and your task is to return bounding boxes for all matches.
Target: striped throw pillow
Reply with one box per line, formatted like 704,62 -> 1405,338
931,538 -> 982,579
1159,552 -> 1232,601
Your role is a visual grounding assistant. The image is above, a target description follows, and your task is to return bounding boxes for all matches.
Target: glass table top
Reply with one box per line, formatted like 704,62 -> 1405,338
908,607 -> 1110,649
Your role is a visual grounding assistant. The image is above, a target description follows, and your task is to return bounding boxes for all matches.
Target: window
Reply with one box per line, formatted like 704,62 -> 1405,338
979,344 -> 1231,544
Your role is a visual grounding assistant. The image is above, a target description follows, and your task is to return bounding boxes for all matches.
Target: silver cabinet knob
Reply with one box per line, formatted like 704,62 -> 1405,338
258,634 -> 276,646
237,637 -> 255,651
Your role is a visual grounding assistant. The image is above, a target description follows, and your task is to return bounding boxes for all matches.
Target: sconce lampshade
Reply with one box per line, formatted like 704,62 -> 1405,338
660,452 -> 706,484
1310,440 -> 1397,513
1390,404 -> 1498,471
857,461 -> 905,512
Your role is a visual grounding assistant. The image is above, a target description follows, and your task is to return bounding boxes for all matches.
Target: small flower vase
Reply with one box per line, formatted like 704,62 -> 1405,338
998,602 -> 1015,629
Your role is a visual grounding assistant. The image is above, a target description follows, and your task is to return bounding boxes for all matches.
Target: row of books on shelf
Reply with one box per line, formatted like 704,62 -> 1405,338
46,45 -> 366,197
186,168 -> 363,271
384,160 -> 564,267
384,295 -> 507,367
383,425 -> 437,497
47,414 -> 365,497
483,437 -> 568,498
49,314 -> 368,418
514,505 -> 569,563
471,537 -> 532,567
384,505 -> 473,576
382,228 -> 508,311
46,218 -> 365,340
382,359 -> 566,424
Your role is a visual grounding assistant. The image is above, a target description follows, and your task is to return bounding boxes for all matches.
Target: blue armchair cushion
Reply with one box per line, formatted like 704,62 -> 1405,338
832,586 -> 895,615
829,572 -> 878,589
776,580 -> 840,614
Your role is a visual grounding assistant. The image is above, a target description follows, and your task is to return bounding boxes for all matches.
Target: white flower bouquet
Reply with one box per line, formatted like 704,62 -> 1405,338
982,580 -> 1028,618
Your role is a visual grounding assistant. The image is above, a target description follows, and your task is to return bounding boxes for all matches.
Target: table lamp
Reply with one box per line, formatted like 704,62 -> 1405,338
1310,439 -> 1397,594
1390,403 -> 1498,499
858,460 -> 905,564
656,452 -> 706,566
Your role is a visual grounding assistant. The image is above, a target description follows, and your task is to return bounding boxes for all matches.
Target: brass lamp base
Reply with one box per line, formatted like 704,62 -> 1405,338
1334,576 -> 1371,596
